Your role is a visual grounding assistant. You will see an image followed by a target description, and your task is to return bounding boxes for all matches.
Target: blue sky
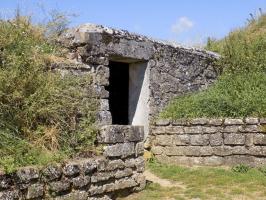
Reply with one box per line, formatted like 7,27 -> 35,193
0,0 -> 266,46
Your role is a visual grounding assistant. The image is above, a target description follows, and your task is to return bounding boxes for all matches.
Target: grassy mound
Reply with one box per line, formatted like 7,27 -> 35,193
161,13 -> 266,119
0,15 -> 98,172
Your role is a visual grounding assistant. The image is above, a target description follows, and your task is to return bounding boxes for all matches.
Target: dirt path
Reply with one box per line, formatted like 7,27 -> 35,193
144,170 -> 186,189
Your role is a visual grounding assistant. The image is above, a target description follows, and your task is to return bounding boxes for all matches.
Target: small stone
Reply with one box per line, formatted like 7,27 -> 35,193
42,165 -> 62,182
91,171 -> 114,183
239,125 -> 259,133
55,191 -> 88,200
0,174 -> 12,190
253,134 -> 266,145
49,180 -> 71,194
106,159 -> 124,171
115,168 -> 133,179
222,126 -> 241,133
164,126 -> 184,134
135,142 -> 144,155
172,119 -> 187,126
81,159 -> 97,174
184,126 -> 203,134
100,99 -> 109,111
0,190 -> 20,200
26,184 -> 44,199
103,143 -> 135,158
16,167 -> 39,183
72,176 -> 90,189
89,185 -> 105,196
63,162 -> 80,177
114,177 -> 137,190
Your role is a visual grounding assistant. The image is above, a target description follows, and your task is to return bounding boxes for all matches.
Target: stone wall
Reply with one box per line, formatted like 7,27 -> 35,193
58,24 -> 219,128
151,118 -> 266,166
0,125 -> 145,200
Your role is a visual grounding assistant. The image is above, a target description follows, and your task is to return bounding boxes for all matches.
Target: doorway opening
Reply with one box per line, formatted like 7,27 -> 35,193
108,61 -> 129,125
108,59 -> 149,137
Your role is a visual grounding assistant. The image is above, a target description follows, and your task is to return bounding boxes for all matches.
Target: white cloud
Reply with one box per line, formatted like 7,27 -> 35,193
171,17 -> 194,35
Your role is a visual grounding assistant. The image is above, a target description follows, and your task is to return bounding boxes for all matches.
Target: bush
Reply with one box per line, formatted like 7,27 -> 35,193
0,15 -> 98,172
161,12 -> 266,119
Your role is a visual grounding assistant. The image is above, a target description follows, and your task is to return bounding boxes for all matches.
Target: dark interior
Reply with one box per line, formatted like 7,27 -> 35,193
108,61 -> 129,125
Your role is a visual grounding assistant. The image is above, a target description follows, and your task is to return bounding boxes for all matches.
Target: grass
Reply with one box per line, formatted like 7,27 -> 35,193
122,161 -> 266,200
160,12 -> 266,119
0,12 -> 98,172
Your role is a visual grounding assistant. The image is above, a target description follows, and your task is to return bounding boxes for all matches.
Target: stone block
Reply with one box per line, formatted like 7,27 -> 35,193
125,126 -> 144,142
72,176 -> 90,189
100,99 -> 109,111
96,111 -> 112,126
223,155 -> 255,166
132,173 -> 146,191
63,162 -> 80,177
81,159 -> 97,174
208,119 -> 223,126
155,135 -> 173,146
239,125 -> 259,133
135,157 -> 145,173
49,180 -> 71,194
103,143 -> 135,158
172,119 -> 187,126
106,159 -> 124,171
190,134 -> 209,146
203,156 -> 224,166
151,146 -> 163,155
91,171 -> 114,183
190,118 -> 208,125
224,134 -> 245,145
114,177 -> 137,190
184,126 -> 203,134
172,134 -> 190,145
16,167 -> 39,184
88,195 -> 112,200
222,126 -> 241,133
203,126 -> 220,133
245,134 -> 253,147
210,133 -> 223,146
0,190 -> 19,200
0,174 -> 12,190
165,126 -> 184,134
224,118 -> 244,125
26,183 -> 44,199
244,118 -> 259,125
89,185 -> 105,196
124,158 -> 136,168
135,142 -> 144,155
42,165 -> 62,182
253,134 -> 266,145
151,127 -> 165,135
95,157 -> 108,171
94,85 -> 109,98
260,118 -> 266,124
98,125 -> 124,144
115,168 -> 133,179
155,119 -> 170,126
165,146 -> 185,156
95,65 -> 109,86
55,191 -> 88,200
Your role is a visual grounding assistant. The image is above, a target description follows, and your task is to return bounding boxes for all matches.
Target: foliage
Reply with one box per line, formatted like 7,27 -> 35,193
161,12 -> 266,119
0,14 -> 98,172
232,164 -> 251,173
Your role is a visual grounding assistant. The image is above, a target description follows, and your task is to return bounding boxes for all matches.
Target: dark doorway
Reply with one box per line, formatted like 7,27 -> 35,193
108,61 -> 129,125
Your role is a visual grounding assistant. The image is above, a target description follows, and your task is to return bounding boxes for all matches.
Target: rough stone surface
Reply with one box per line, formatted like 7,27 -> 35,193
152,118 -> 266,166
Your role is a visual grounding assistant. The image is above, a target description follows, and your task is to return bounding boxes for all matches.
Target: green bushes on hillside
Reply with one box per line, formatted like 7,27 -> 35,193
161,13 -> 266,119
0,15 -> 98,172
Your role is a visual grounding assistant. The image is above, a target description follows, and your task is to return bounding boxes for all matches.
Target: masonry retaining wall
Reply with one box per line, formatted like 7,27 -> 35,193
0,125 -> 145,200
151,118 -> 266,166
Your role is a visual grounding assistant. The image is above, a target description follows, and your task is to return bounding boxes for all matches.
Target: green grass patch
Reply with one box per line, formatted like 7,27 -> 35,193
0,13 -> 98,172
161,13 -> 266,119
121,161 -> 266,199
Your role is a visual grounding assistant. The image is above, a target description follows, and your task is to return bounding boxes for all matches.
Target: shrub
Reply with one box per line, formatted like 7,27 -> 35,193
0,14 -> 98,171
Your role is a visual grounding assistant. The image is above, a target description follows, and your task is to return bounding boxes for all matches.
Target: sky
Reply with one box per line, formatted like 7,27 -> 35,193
0,0 -> 266,46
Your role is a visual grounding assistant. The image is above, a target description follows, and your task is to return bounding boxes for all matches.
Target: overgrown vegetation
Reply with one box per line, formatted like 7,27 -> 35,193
0,12 -> 98,172
122,162 -> 266,200
161,11 -> 266,119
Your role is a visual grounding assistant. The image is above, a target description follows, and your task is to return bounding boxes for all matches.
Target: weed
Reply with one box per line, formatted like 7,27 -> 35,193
232,164 -> 251,173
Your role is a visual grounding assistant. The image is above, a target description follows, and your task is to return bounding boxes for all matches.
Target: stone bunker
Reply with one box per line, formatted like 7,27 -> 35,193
59,24 -> 219,138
